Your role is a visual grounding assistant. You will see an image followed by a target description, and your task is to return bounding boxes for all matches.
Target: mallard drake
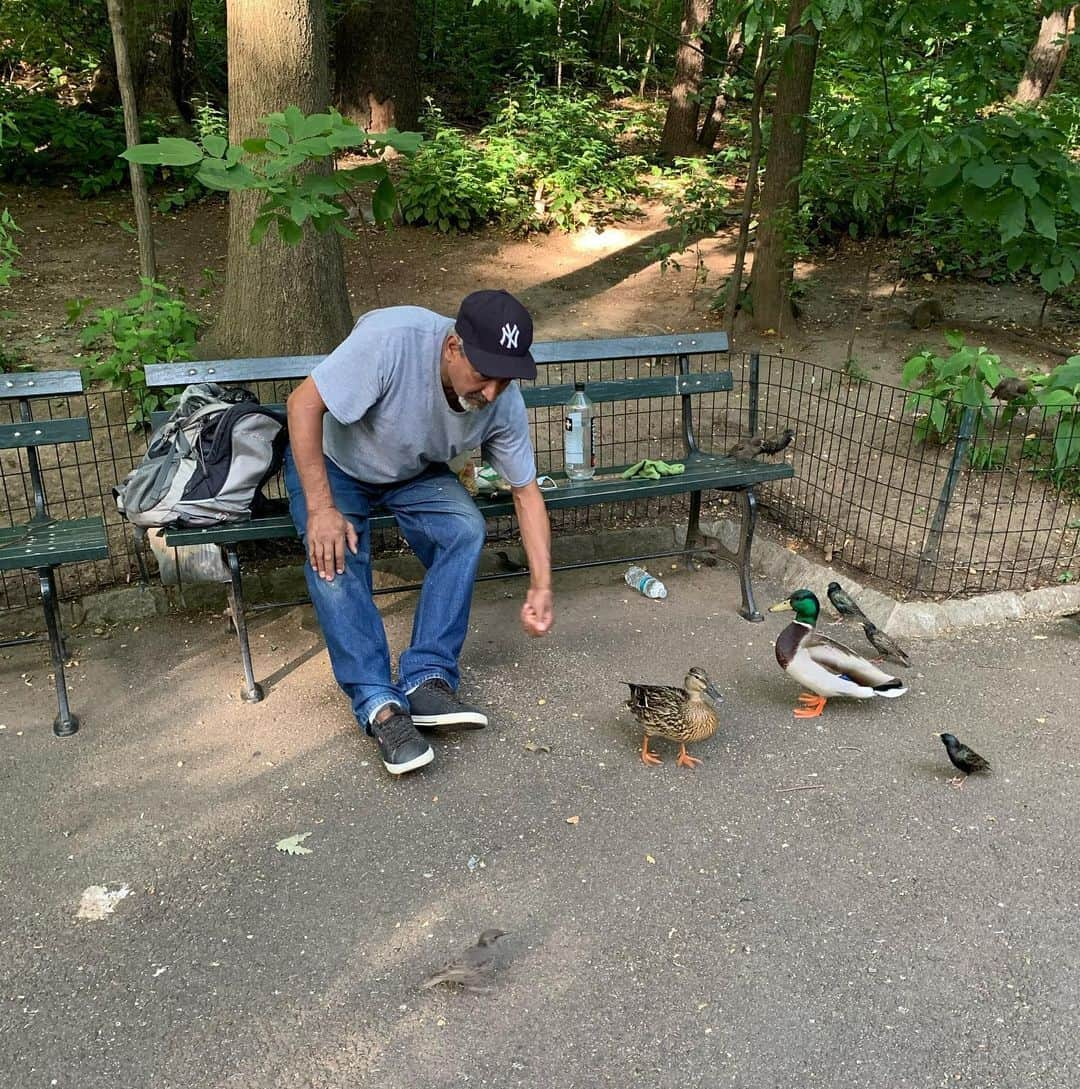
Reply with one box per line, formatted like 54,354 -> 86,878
623,667 -> 723,768
769,589 -> 907,717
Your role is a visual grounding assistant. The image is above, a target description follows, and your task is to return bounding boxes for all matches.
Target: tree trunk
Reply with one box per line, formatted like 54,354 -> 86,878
657,0 -> 715,161
105,0 -> 157,285
334,0 -> 420,133
697,23 -> 745,149
211,0 -> 352,357
1014,5 -> 1076,103
749,0 -> 819,334
90,0 -> 195,121
723,26 -> 771,338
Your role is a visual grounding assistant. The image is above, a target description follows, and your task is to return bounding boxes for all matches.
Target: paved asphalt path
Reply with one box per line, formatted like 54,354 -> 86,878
1,564 -> 1078,1088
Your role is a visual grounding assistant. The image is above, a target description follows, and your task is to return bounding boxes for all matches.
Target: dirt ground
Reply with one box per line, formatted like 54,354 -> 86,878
2,185 -> 1077,380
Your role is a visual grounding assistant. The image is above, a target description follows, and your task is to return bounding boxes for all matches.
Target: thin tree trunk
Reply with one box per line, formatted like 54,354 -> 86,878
723,26 -> 771,338
1014,5 -> 1076,102
658,0 -> 715,161
749,0 -> 819,334
105,0 -> 157,285
698,22 -> 745,149
91,0 -> 195,121
212,0 -> 352,357
638,0 -> 663,96
334,0 -> 420,132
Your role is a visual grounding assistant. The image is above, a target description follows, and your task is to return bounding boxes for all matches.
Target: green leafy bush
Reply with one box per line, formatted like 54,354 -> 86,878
0,85 -> 158,195
0,208 -> 21,289
397,86 -> 646,234
78,279 -> 199,427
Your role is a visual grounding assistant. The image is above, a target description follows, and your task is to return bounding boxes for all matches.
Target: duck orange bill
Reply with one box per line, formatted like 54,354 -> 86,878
768,600 -> 793,612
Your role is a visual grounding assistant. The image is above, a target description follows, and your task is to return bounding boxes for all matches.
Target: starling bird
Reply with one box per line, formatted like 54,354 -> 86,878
991,377 -> 1031,401
420,929 -> 508,992
862,622 -> 911,668
937,732 -> 991,788
494,550 -> 528,574
727,429 -> 795,461
826,581 -> 873,625
759,428 -> 796,455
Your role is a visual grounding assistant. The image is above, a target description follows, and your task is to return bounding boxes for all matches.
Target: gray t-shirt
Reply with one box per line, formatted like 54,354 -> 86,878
311,306 -> 537,487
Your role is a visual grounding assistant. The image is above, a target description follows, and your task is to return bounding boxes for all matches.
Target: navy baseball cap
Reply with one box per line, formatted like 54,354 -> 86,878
456,290 -> 536,380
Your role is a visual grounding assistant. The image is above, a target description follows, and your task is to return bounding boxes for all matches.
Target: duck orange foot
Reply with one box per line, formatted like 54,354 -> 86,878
793,692 -> 827,718
641,735 -> 663,766
676,744 -> 702,769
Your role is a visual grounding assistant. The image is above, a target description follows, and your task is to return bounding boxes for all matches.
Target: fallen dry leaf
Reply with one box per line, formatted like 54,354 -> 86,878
645,854 -> 656,865
275,832 -> 313,855
524,740 -> 551,754
565,815 -> 580,825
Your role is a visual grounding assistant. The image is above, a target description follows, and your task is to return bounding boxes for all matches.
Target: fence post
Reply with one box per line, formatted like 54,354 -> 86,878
747,351 -> 760,437
915,404 -> 978,591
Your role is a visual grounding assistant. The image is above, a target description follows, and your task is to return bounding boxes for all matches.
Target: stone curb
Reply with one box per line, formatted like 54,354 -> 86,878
5,518 -> 1078,638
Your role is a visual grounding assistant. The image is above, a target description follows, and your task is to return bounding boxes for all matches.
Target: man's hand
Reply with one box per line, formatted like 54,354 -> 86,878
306,507 -> 358,580
521,587 -> 553,636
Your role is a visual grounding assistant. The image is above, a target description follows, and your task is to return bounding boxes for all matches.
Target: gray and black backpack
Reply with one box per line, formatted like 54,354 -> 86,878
115,383 -> 287,528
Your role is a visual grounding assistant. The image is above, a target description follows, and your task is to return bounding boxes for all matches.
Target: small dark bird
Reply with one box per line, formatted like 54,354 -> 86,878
494,550 -> 528,574
759,428 -> 796,455
937,732 -> 991,788
420,929 -> 507,993
862,622 -> 911,668
991,377 -> 1031,402
827,581 -> 873,625
727,429 -> 795,461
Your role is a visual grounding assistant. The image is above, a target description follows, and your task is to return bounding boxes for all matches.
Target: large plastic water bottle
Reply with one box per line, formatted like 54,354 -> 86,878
564,380 -> 596,481
624,564 -> 667,599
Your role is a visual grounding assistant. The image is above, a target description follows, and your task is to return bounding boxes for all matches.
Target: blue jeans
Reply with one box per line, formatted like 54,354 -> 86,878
284,448 -> 486,729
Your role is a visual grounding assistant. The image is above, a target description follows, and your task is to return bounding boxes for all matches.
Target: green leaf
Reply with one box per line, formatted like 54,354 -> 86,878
965,161 -> 1004,189
1028,195 -> 1057,240
201,134 -> 228,159
121,137 -> 203,167
277,217 -> 303,245
961,377 -> 987,408
901,354 -> 928,387
274,832 -> 313,856
242,137 -> 269,155
196,159 -> 257,192
924,161 -> 961,188
372,175 -> 397,224
1011,163 -> 1039,198
997,190 -> 1026,243
249,214 -> 273,245
1040,266 -> 1062,294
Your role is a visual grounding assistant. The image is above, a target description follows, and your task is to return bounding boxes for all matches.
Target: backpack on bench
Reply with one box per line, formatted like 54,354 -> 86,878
115,382 -> 287,528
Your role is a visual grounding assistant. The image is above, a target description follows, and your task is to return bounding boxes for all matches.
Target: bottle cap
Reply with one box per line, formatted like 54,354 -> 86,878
574,380 -> 586,391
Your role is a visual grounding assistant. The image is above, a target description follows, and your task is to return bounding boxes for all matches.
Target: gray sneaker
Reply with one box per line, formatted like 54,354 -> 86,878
408,679 -> 488,730
368,707 -> 434,774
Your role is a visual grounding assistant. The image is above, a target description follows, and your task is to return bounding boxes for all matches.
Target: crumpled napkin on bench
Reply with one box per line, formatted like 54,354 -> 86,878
621,458 -> 685,480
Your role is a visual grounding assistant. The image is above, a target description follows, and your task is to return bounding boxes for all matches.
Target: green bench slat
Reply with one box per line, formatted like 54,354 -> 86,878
148,373 -> 730,433
0,370 -> 85,398
142,333 -> 730,390
0,417 -> 92,450
0,516 -> 109,571
160,457 -> 792,548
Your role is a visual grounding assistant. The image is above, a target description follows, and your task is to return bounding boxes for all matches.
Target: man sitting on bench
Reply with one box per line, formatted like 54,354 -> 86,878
285,290 -> 555,776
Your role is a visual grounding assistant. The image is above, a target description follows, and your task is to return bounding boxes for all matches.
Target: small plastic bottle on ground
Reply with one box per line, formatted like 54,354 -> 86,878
624,564 -> 667,599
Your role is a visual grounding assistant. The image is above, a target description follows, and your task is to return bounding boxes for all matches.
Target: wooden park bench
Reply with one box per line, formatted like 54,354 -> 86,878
0,371 -> 109,736
143,332 -> 794,703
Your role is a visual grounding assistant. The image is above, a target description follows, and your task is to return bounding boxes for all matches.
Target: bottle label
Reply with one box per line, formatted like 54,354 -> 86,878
564,412 -> 584,459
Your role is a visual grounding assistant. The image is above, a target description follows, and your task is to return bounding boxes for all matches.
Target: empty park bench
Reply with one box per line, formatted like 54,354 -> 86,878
0,371 -> 109,736
143,332 -> 794,702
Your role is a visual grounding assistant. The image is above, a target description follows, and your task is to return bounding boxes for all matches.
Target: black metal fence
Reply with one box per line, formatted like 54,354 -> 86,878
2,350 -> 1078,615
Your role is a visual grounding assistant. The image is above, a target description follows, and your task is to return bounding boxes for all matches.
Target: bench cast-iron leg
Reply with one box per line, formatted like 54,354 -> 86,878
704,488 -> 764,622
225,544 -> 264,703
683,490 -> 718,570
39,568 -> 79,736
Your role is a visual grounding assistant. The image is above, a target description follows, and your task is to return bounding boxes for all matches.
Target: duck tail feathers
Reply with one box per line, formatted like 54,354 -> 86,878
873,678 -> 907,698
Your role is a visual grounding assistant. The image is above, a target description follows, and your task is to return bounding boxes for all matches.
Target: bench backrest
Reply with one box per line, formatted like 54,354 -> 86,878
144,332 -> 732,461
0,370 -> 90,520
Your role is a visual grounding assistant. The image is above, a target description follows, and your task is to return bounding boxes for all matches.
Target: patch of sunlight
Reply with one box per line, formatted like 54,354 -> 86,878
571,227 -> 630,253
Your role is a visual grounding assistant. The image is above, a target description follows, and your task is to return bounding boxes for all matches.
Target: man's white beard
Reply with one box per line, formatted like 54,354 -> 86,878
458,394 -> 485,412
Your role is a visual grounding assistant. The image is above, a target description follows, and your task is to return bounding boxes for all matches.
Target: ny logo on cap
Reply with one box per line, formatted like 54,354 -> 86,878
500,323 -> 520,350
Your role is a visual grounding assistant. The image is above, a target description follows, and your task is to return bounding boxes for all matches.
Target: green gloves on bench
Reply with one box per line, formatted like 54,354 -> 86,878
621,458 -> 685,480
